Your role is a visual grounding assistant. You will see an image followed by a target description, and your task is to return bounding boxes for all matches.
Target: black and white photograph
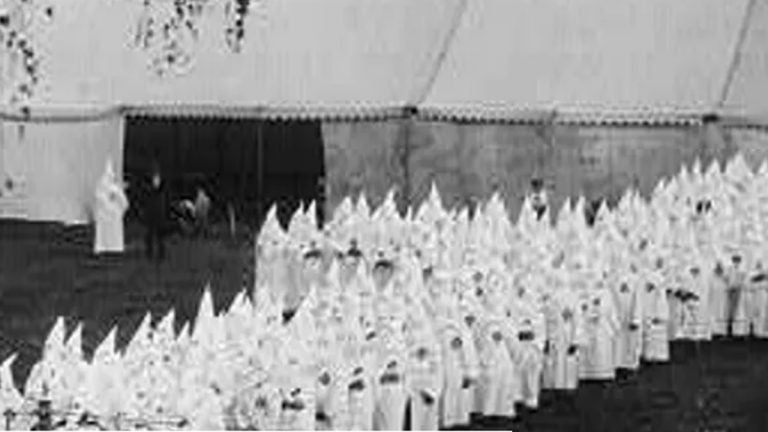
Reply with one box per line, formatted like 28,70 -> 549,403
1,0 -> 768,430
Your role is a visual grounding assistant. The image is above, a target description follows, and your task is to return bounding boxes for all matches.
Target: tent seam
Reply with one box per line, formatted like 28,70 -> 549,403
718,0 -> 757,107
407,0 -> 469,108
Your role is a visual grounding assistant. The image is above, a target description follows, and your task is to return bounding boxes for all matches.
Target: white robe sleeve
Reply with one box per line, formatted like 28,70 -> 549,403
462,328 -> 480,381
573,304 -> 587,347
631,288 -> 644,329
604,294 -> 621,336
657,290 -> 671,322
533,312 -> 547,352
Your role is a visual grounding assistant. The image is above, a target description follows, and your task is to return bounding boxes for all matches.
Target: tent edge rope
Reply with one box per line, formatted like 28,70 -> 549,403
718,0 -> 758,108
407,0 -> 470,108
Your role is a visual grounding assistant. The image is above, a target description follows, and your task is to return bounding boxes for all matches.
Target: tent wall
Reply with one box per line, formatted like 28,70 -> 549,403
124,117 -> 324,227
323,121 -> 754,220
0,115 -> 124,224
725,127 -> 768,170
323,121 -> 407,212
406,122 -> 740,218
123,117 -> 262,222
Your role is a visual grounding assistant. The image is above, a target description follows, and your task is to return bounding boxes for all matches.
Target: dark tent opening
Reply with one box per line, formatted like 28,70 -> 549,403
123,116 -> 326,233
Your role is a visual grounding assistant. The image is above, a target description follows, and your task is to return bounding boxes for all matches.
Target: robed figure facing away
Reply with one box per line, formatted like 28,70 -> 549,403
529,178 -> 549,221
143,165 -> 170,262
93,160 -> 129,255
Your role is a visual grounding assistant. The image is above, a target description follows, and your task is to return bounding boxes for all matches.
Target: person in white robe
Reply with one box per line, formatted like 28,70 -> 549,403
725,254 -> 749,336
507,286 -> 546,409
579,280 -> 620,380
406,334 -> 443,430
665,258 -> 686,342
641,261 -> 671,363
25,318 -> 72,413
82,327 -> 124,427
291,247 -> 324,315
331,292 -> 370,432
276,353 -> 316,431
373,349 -> 408,431
456,294 -> 486,416
314,323 -> 348,431
0,354 -> 25,430
542,287 -> 586,391
744,259 -> 768,338
612,272 -> 644,372
438,319 -> 479,428
678,265 -> 712,341
233,371 -> 282,431
708,261 -> 731,337
93,159 -> 129,255
345,362 -> 375,431
475,318 -> 517,417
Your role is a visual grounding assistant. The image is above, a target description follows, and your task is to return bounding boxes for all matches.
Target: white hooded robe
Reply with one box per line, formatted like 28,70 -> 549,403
579,288 -> 619,380
475,319 -> 517,417
744,272 -> 768,337
641,272 -> 671,362
612,278 -> 644,370
439,322 -> 479,428
93,160 -> 129,254
543,289 -> 586,390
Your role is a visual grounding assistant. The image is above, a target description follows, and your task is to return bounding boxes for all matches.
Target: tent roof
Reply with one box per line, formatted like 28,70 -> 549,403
34,0 -> 452,114
719,0 -> 768,120
4,0 -> 768,125
423,0 -> 750,114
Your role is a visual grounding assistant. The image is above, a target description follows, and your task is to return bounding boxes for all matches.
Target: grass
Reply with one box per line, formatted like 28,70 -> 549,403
0,220 -> 254,389
1,220 -> 768,431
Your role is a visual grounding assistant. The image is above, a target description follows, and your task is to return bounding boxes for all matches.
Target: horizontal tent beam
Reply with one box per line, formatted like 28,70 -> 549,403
0,106 -> 125,123
2,103 -> 766,128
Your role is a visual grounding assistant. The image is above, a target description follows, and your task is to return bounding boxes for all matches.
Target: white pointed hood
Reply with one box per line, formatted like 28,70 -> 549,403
43,317 -> 67,359
258,204 -> 288,249
305,200 -> 318,231
0,354 -> 22,411
93,326 -> 119,363
125,312 -> 152,359
356,192 -> 372,219
97,159 -> 119,192
65,322 -> 84,362
332,196 -> 354,226
153,308 -> 177,349
726,152 -> 752,183
192,285 -> 223,348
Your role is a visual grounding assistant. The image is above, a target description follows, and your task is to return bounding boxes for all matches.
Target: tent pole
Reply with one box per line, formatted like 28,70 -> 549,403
256,120 -> 264,228
549,116 -> 558,219
718,0 -> 757,107
240,120 -> 248,228
400,112 -> 413,214
408,0 -> 469,106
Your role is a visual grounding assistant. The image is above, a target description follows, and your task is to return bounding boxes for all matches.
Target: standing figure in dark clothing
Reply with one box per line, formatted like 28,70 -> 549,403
144,165 -> 169,262
529,178 -> 549,221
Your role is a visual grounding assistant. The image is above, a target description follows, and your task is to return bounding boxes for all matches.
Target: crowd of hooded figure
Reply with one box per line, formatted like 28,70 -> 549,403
0,152 -> 767,430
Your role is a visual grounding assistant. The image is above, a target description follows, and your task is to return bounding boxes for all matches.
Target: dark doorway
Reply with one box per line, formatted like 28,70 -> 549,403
123,116 -> 325,232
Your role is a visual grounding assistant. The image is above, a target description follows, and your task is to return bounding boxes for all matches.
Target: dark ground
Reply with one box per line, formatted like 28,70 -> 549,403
1,221 -> 768,432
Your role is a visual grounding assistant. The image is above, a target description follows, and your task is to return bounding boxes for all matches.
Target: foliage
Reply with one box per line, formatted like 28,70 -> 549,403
134,0 -> 258,76
0,0 -> 54,106
0,0 -> 261,108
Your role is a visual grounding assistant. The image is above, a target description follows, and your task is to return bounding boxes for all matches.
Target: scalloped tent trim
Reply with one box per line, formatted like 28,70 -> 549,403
1,0 -> 767,127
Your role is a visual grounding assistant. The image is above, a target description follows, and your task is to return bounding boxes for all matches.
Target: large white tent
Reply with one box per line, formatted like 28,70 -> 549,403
1,0 -> 767,223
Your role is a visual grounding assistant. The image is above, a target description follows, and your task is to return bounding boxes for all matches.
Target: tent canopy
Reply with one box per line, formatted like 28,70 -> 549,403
2,0 -> 768,124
